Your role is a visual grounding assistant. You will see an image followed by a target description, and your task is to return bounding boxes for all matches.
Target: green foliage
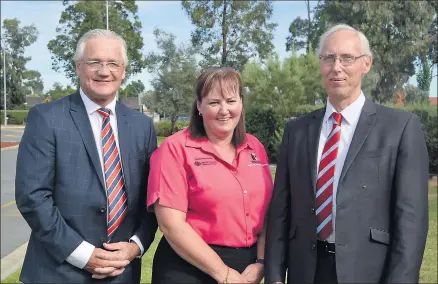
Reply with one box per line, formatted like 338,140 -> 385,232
0,110 -> 29,124
417,54 -> 432,93
47,0 -> 145,84
22,70 -> 44,96
181,0 -> 277,71
144,29 -> 199,134
242,50 -> 325,119
45,82 -> 76,101
119,80 -> 145,99
290,104 -> 324,118
153,120 -> 189,137
246,108 -> 282,163
1,18 -> 39,109
402,84 -> 430,104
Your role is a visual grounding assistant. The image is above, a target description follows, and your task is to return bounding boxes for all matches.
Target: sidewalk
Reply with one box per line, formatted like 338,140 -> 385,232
0,242 -> 27,281
0,125 -> 25,129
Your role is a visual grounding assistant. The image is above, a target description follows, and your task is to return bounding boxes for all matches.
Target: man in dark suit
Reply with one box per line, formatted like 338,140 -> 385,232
264,24 -> 429,284
15,29 -> 158,283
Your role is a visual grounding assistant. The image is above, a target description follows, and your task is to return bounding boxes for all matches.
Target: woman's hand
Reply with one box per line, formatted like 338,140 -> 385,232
242,263 -> 264,283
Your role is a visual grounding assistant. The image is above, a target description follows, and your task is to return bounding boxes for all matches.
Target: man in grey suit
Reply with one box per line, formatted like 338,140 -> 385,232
15,29 -> 158,283
264,24 -> 429,284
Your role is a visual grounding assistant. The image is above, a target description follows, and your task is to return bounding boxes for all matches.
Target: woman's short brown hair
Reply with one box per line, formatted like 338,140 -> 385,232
188,67 -> 246,146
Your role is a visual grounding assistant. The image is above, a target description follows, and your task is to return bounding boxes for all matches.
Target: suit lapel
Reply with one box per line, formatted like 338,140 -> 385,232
339,99 -> 376,183
69,92 -> 106,190
308,108 -> 325,193
115,103 -> 132,207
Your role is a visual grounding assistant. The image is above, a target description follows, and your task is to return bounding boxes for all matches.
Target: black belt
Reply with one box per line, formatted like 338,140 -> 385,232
317,240 -> 336,253
209,243 -> 257,251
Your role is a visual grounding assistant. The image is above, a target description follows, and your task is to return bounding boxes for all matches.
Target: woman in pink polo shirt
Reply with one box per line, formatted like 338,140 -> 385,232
147,67 -> 273,283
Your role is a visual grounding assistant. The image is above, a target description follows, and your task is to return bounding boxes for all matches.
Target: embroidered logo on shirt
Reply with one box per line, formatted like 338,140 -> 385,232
250,153 -> 257,161
194,157 -> 217,166
248,152 -> 268,167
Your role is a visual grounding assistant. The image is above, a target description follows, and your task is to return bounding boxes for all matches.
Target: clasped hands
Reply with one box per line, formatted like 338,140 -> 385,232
218,263 -> 264,284
84,242 -> 140,279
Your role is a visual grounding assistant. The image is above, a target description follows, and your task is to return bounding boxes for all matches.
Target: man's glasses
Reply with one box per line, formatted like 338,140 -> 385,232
319,54 -> 368,66
82,60 -> 124,72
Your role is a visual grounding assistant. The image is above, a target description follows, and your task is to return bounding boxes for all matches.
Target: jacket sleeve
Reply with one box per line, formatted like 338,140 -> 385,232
385,114 -> 429,282
133,117 -> 158,253
15,106 -> 84,264
264,122 -> 291,284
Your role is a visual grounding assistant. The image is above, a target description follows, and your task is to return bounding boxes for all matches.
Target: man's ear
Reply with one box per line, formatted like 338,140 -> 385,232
362,56 -> 373,75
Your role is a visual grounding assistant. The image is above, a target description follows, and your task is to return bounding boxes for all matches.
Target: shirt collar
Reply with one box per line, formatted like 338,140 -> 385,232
79,88 -> 117,116
323,91 -> 366,126
185,128 -> 254,151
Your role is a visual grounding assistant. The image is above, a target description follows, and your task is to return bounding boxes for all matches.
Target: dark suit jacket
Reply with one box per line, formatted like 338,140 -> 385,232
15,92 -> 158,283
265,99 -> 429,283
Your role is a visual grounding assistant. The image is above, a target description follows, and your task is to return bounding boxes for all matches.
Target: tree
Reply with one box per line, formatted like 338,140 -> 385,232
46,82 -> 76,101
119,80 -> 145,99
47,0 -> 145,85
402,84 -> 429,104
181,0 -> 277,71
22,70 -> 44,96
1,18 -> 38,109
144,29 -> 199,133
285,1 -> 436,102
242,50 -> 324,119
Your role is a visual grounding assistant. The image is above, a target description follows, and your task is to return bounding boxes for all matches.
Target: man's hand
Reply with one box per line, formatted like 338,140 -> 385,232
84,248 -> 130,279
242,263 -> 264,283
90,242 -> 141,279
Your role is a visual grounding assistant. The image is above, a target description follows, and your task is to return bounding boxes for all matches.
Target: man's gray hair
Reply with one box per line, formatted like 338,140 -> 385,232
317,24 -> 372,56
74,29 -> 128,65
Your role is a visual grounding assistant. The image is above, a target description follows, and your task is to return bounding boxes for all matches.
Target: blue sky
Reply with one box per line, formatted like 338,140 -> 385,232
1,0 -> 436,97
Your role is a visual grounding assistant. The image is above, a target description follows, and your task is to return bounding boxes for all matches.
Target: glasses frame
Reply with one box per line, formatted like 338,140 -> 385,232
319,54 -> 368,66
81,60 -> 124,72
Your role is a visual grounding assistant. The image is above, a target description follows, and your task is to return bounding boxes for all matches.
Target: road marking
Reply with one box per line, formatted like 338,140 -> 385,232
0,145 -> 19,151
3,134 -> 19,137
0,214 -> 21,217
1,201 -> 16,209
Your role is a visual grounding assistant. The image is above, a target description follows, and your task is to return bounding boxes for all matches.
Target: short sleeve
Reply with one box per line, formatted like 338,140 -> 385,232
146,139 -> 188,213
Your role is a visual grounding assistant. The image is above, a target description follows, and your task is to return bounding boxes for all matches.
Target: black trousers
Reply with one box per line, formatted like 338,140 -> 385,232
151,237 -> 257,284
314,241 -> 338,284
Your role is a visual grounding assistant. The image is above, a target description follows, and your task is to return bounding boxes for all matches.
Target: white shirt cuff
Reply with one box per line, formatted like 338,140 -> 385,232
66,241 -> 95,269
129,235 -> 144,258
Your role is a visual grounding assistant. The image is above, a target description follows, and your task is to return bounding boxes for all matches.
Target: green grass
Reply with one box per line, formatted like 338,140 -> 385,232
2,174 -> 437,284
157,136 -> 165,146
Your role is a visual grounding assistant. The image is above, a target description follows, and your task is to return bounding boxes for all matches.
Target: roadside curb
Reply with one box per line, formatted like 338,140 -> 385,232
1,241 -> 27,281
1,145 -> 19,152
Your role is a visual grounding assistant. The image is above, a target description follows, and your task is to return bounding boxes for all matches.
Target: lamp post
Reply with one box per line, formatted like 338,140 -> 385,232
106,0 -> 109,30
2,48 -> 6,126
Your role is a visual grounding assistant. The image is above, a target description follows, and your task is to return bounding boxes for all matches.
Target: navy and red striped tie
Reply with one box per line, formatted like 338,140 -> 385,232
315,112 -> 342,240
97,108 -> 128,241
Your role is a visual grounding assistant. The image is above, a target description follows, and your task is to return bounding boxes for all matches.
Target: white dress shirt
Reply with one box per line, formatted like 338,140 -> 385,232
316,92 -> 365,243
65,89 -> 144,269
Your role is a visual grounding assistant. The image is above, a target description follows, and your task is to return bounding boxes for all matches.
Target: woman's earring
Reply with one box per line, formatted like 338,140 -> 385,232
199,112 -> 202,116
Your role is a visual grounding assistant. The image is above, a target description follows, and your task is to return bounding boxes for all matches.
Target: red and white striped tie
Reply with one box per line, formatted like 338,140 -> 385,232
316,112 -> 342,240
97,108 -> 128,241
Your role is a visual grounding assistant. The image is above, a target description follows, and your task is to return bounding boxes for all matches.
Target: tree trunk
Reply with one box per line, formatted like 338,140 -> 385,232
221,0 -> 228,66
171,117 -> 177,135
306,0 -> 311,54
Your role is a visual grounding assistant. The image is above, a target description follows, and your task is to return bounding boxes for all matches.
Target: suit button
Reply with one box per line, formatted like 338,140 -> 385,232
311,208 -> 315,214
312,244 -> 316,250
99,206 -> 106,213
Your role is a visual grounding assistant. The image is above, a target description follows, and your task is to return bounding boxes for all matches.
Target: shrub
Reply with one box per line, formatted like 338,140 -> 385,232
0,110 -> 29,125
153,120 -> 189,137
246,108 -> 283,163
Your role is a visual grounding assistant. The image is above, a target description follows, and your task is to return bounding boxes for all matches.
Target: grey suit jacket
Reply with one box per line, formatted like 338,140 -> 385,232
15,92 -> 158,283
265,99 -> 429,283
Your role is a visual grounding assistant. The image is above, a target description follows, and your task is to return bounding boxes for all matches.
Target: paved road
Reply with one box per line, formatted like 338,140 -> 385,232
1,128 -> 24,142
1,128 -> 30,258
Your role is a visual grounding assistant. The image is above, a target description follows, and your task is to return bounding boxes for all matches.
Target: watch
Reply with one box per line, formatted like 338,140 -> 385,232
255,258 -> 264,264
